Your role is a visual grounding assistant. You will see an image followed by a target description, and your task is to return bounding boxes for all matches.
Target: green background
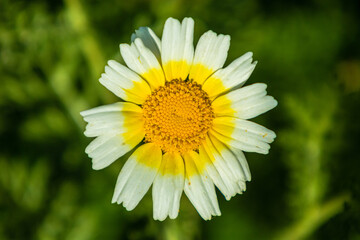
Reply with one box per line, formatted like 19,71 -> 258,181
1,0 -> 360,239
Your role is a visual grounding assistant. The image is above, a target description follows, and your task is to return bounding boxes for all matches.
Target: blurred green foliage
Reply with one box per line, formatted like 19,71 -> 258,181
1,0 -> 360,239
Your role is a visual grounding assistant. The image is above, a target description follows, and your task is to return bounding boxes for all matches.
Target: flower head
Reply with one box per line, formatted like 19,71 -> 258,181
81,17 -> 277,221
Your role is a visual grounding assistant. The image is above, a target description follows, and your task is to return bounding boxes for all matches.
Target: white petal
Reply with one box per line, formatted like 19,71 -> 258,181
207,134 -> 248,183
85,134 -> 132,170
214,117 -> 276,142
235,95 -> 278,120
226,83 -> 268,102
202,52 -> 257,99
131,27 -> 161,61
183,151 -> 221,220
161,17 -> 194,80
80,102 -> 141,117
112,143 -> 162,211
104,63 -> 133,89
153,152 -> 184,221
189,31 -> 230,84
201,151 -> 240,201
230,148 -> 251,181
99,60 -> 151,104
81,102 -> 142,137
212,83 -> 278,119
210,126 -> 270,155
81,102 -> 145,169
200,136 -> 246,200
85,125 -> 144,170
120,38 -> 165,89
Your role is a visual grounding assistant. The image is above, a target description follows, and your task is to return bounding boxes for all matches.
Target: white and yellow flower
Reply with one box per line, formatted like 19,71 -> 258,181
81,17 -> 277,221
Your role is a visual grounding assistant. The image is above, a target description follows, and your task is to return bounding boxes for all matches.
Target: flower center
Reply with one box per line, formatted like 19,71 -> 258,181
142,79 -> 214,154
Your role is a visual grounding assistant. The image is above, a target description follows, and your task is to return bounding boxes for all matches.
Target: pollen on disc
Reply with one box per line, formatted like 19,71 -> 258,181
142,79 -> 215,154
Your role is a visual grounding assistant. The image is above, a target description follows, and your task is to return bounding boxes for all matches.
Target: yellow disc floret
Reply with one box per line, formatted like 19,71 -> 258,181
142,79 -> 214,154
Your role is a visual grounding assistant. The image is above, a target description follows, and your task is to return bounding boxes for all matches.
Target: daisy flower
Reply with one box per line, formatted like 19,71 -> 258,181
80,17 -> 277,221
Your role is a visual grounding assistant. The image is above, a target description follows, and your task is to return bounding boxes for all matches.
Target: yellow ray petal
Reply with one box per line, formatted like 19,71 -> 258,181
188,63 -> 215,85
158,152 -> 185,176
162,60 -> 191,81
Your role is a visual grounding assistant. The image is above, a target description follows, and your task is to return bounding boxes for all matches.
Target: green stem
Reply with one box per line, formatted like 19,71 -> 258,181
64,0 -> 106,78
275,193 -> 350,240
